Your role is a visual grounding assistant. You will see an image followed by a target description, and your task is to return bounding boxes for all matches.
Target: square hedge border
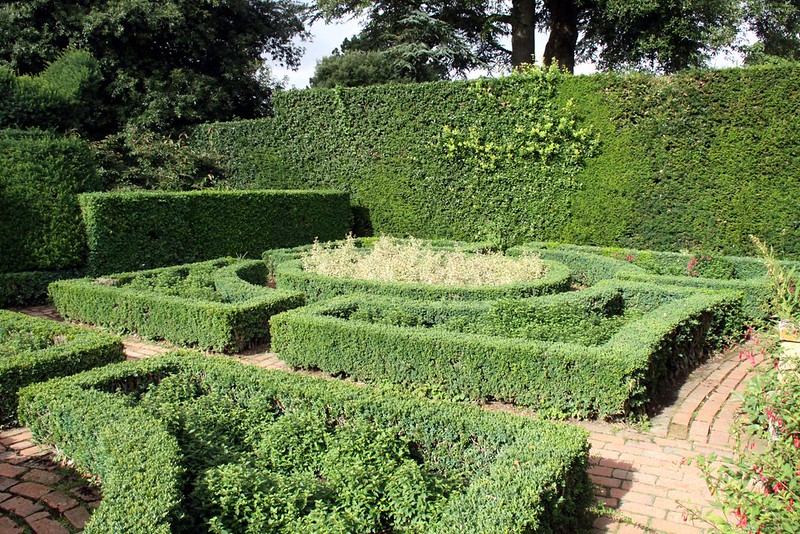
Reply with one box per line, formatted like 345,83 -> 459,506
49,258 -> 304,352
271,280 -> 744,418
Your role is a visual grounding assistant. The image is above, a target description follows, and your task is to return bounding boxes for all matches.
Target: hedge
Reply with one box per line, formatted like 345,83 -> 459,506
18,352 -> 592,533
271,280 -> 744,418
0,50 -> 102,134
79,189 -> 352,275
195,64 -> 800,258
275,258 -> 571,302
0,269 -> 81,308
0,131 -> 100,273
49,258 -> 304,352
512,241 -> 800,322
0,309 -> 123,426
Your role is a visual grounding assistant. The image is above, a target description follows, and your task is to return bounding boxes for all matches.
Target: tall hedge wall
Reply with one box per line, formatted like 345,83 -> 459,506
80,189 -> 352,274
0,131 -> 99,273
196,64 -> 800,257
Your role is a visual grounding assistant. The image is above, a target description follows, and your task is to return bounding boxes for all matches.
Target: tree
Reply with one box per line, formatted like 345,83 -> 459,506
0,0 -> 308,135
311,8 -> 484,87
743,0 -> 800,63
317,0 -> 741,76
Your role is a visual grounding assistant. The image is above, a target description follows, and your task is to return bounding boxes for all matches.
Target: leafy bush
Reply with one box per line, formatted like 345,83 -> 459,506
0,131 -> 101,273
0,269 -> 82,307
688,339 -> 800,532
302,235 -> 546,286
196,64 -> 800,257
0,50 -> 102,134
49,258 -> 304,352
0,309 -> 123,426
18,352 -> 593,533
271,280 -> 744,418
79,189 -> 352,275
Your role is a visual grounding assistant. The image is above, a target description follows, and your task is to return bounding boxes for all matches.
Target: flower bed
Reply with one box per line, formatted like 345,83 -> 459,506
0,309 -> 123,425
49,258 -> 304,352
19,352 -> 593,533
271,280 -> 744,418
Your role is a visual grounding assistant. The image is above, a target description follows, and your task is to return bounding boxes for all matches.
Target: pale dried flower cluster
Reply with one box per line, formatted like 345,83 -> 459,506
301,235 -> 546,286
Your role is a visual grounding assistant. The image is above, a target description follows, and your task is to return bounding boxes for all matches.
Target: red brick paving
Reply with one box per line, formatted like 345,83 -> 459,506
8,305 -> 779,532
0,427 -> 98,533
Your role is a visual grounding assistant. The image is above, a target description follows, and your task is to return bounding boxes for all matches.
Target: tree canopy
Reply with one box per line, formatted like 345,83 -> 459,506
0,0 -> 309,134
312,0 -> 761,83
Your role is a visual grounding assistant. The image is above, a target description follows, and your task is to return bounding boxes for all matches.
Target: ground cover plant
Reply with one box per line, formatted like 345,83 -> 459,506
0,309 -> 123,426
274,236 -> 571,302
271,280 -> 744,418
19,352 -> 593,533
49,258 -> 303,352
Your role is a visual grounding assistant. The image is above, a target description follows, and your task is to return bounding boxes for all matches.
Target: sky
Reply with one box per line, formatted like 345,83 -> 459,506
273,17 -> 748,89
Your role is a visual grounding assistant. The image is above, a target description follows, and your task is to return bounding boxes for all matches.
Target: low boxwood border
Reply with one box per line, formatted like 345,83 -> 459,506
49,258 -> 304,352
511,242 -> 799,322
18,352 -> 593,533
274,257 -> 572,302
0,309 -> 123,426
271,280 -> 744,418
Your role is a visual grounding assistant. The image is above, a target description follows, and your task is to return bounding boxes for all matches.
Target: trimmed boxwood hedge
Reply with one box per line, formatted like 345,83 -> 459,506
274,257 -> 571,302
0,131 -> 100,274
0,309 -> 123,426
79,189 -> 352,275
195,64 -> 800,258
271,280 -> 744,418
49,258 -> 304,352
18,352 -> 593,533
512,241 -> 800,322
0,269 -> 82,308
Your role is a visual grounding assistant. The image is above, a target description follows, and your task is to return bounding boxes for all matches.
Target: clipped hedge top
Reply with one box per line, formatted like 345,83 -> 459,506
19,351 -> 591,533
60,257 -> 295,308
271,278 -> 743,417
0,309 -> 119,365
275,257 -> 572,301
79,188 -> 352,275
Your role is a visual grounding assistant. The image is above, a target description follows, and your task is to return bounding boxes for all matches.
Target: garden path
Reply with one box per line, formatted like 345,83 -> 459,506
0,305 -> 769,533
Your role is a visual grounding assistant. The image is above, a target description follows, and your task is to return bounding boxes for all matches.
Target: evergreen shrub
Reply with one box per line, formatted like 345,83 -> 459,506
19,352 -> 593,533
0,309 -> 123,425
271,280 -> 744,418
79,189 -> 352,275
196,65 -> 800,257
49,258 -> 304,352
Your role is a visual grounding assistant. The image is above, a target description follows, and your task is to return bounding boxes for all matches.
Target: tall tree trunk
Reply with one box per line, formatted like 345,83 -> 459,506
510,0 -> 536,66
543,0 -> 579,73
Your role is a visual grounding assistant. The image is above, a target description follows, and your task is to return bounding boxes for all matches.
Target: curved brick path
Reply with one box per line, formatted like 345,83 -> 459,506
5,305 -> 770,533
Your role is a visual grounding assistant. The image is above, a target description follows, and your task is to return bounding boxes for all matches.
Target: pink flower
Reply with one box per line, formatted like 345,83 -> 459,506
734,507 -> 747,527
793,435 -> 800,449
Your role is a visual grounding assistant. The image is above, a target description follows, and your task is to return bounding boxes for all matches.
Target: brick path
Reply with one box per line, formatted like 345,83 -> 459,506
0,428 -> 99,534
6,305 -> 774,533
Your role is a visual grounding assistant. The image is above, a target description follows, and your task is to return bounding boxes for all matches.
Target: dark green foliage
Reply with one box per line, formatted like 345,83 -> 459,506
0,269 -> 81,307
271,280 -> 744,418
48,258 -> 305,352
18,352 -> 593,533
0,50 -> 102,133
79,189 -> 352,275
0,309 -> 123,426
0,132 -> 100,273
275,258 -> 571,302
91,126 -> 226,191
0,0 -> 308,134
196,64 -> 800,257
